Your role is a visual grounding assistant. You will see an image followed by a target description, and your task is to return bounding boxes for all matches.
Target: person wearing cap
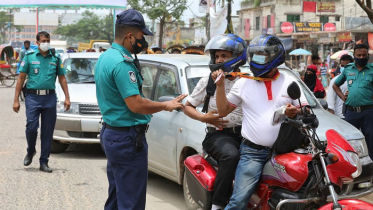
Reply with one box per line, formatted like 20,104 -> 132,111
94,9 -> 187,210
303,64 -> 325,98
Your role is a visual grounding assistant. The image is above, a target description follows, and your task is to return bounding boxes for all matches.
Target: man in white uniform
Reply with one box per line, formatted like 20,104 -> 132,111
213,34 -> 308,210
185,34 -> 247,210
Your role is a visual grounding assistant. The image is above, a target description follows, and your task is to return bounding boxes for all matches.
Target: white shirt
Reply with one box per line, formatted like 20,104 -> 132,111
327,75 -> 347,118
227,73 -> 308,147
188,76 -> 243,128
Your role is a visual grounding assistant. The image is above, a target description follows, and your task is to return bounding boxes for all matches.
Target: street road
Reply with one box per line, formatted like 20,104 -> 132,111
1,85 -> 372,209
0,86 -> 187,210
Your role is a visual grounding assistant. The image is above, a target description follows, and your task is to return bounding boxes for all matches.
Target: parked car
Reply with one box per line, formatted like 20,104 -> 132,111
53,54 -> 373,209
52,52 -> 101,153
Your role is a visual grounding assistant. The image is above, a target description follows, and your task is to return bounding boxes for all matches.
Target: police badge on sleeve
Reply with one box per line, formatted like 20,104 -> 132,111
129,71 -> 137,83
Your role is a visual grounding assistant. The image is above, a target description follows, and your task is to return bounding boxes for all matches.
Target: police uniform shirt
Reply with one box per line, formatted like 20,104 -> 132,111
334,63 -> 373,107
95,43 -> 151,127
19,49 -> 65,90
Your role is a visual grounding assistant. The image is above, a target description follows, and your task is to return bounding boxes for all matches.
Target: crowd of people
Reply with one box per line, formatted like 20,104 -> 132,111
11,8 -> 373,210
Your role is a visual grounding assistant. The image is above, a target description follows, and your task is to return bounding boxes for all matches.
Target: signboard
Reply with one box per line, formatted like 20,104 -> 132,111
318,36 -> 332,43
317,2 -> 335,12
324,23 -> 336,31
337,32 -> 351,42
294,22 -> 322,32
281,22 -> 294,33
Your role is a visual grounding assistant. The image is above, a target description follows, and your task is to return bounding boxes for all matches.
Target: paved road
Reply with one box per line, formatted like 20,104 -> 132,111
0,86 -> 187,210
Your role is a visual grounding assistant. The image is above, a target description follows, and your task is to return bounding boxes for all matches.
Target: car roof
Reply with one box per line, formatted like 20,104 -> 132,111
138,54 -> 211,66
62,52 -> 101,61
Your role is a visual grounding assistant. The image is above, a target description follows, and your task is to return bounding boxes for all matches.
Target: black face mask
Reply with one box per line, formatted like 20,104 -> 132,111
354,56 -> 369,67
131,36 -> 147,54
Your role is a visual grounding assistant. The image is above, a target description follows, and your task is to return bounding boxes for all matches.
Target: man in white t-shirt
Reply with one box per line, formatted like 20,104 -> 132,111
213,35 -> 308,210
184,34 -> 247,210
326,54 -> 353,119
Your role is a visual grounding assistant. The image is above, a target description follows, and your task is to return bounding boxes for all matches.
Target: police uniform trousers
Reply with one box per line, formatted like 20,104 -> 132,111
202,130 -> 241,207
100,123 -> 148,210
345,109 -> 373,160
25,93 -> 57,164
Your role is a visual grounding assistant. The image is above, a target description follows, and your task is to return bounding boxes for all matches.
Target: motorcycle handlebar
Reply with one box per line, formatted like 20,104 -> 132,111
284,117 -> 303,129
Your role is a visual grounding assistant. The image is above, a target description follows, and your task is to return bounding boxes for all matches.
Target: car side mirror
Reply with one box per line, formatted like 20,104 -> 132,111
287,81 -> 301,100
318,99 -> 328,110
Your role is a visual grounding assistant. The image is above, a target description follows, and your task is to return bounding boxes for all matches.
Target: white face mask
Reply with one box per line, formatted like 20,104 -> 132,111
39,43 -> 50,52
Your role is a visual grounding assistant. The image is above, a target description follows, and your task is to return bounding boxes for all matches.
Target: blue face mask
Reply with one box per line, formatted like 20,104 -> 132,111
340,67 -> 344,72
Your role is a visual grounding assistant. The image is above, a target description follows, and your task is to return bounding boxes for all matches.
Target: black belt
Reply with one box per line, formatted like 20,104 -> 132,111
27,89 -> 55,95
242,138 -> 268,150
104,123 -> 148,133
346,105 -> 373,113
206,126 -> 241,134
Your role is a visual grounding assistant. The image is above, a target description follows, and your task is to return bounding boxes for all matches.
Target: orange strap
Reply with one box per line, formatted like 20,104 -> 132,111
227,71 -> 280,81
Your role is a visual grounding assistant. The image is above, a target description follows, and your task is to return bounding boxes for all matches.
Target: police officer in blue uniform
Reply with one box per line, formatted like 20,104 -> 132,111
95,9 -> 187,210
13,31 -> 71,173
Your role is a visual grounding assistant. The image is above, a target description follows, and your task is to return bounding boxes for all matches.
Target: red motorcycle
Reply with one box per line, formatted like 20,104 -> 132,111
185,82 -> 373,210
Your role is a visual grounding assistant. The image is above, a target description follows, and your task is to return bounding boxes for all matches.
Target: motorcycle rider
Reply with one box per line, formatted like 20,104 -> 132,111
184,34 -> 247,210
212,34 -> 308,210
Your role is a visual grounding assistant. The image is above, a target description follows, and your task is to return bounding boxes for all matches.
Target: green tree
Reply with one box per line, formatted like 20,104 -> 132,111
54,11 -> 114,43
356,0 -> 373,24
0,11 -> 22,44
127,0 -> 187,47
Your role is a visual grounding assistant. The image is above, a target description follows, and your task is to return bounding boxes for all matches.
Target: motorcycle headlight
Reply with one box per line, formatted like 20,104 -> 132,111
56,101 -> 80,114
348,151 -> 362,178
348,139 -> 369,158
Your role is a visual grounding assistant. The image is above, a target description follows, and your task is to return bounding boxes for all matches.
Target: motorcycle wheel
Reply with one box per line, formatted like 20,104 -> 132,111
183,170 -> 200,210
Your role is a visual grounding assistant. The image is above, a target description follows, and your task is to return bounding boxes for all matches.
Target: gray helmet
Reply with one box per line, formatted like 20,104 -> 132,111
204,34 -> 247,73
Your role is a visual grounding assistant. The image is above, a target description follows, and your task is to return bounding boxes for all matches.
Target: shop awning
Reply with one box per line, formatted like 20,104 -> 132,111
0,0 -> 127,9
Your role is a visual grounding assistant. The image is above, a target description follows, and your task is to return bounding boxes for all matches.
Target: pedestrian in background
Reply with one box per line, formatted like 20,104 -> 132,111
303,64 -> 325,98
327,54 -> 354,119
320,59 -> 329,87
333,44 -> 373,160
17,40 -> 33,74
13,31 -> 70,173
94,9 -> 187,210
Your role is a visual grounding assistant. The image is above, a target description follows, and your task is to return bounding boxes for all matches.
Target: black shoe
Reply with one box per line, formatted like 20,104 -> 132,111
39,163 -> 53,173
23,151 -> 36,166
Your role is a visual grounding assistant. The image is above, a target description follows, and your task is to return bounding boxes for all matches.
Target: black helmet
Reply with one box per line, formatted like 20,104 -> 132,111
204,34 -> 247,73
247,34 -> 285,77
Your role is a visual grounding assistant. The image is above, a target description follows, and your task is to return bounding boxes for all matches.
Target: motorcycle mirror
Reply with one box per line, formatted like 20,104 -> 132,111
287,81 -> 301,100
317,99 -> 328,110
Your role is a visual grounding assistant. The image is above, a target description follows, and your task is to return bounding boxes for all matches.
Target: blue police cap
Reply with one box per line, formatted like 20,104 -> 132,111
116,9 -> 153,36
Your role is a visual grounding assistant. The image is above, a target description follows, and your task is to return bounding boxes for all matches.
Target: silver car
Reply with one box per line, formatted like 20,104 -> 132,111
53,54 -> 373,209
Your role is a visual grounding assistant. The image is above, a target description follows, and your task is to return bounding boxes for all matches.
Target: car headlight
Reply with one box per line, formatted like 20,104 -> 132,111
348,151 -> 362,178
348,139 -> 369,158
56,101 -> 80,114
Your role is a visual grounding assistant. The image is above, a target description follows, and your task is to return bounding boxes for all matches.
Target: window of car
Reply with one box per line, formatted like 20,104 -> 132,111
154,69 -> 179,100
185,65 -> 210,94
64,58 -> 97,83
141,65 -> 158,99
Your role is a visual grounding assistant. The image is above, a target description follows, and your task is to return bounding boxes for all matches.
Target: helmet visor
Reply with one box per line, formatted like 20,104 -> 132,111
248,45 -> 280,64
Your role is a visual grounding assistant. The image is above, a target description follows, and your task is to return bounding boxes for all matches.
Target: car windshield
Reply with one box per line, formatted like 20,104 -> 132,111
64,58 -> 97,83
185,65 -> 317,107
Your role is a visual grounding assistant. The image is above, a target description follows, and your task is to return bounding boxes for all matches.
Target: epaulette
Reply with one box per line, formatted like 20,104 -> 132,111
25,50 -> 34,55
123,55 -> 134,63
345,63 -> 354,67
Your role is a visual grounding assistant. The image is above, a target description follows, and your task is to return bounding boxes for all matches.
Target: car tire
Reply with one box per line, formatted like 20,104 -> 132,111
183,169 -> 200,210
51,140 -> 69,153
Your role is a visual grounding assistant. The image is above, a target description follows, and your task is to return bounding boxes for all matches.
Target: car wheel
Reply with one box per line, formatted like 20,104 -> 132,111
51,140 -> 69,153
183,170 -> 200,210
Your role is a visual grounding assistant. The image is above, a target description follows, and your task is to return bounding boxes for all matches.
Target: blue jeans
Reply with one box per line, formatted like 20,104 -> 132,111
225,142 -> 269,210
100,123 -> 148,210
345,109 -> 373,160
25,93 -> 57,164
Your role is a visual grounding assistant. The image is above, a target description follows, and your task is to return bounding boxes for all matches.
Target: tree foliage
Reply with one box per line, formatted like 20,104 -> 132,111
54,11 -> 114,44
0,11 -> 23,44
127,0 -> 187,47
356,0 -> 373,24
